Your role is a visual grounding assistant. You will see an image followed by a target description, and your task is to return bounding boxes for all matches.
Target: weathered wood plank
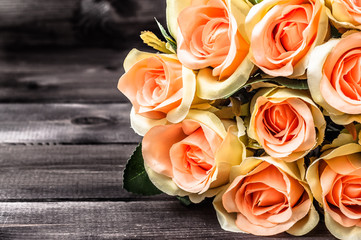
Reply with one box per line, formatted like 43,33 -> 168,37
0,144 -> 171,200
0,103 -> 141,144
0,201 -> 334,239
0,0 -> 166,48
0,48 -> 142,103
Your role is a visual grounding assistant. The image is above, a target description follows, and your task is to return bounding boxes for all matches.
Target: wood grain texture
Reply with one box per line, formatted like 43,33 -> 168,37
0,103 -> 140,144
0,0 -> 166,48
0,48 -> 143,103
0,144 -> 173,201
0,144 -> 142,200
0,201 -> 335,240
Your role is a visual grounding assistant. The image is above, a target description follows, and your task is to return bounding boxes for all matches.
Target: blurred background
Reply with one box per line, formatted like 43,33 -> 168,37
0,0 -> 165,103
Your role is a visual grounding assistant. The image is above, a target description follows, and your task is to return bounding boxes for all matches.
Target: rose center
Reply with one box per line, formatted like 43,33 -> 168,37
202,17 -> 230,54
184,145 -> 213,172
340,54 -> 361,101
343,182 -> 361,199
263,103 -> 299,141
272,5 -> 310,52
139,68 -> 167,105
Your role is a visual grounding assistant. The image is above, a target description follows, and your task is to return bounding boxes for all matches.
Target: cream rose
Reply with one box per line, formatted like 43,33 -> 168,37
142,110 -> 246,203
167,0 -> 254,99
117,49 -> 196,136
245,0 -> 328,77
214,156 -> 319,236
248,88 -> 326,162
325,0 -> 361,30
307,143 -> 361,240
308,32 -> 361,125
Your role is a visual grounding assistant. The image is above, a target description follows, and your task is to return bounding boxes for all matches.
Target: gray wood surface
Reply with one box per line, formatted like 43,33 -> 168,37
0,201 -> 333,240
0,144 -> 142,200
0,48 -> 138,103
0,0 -> 336,239
0,0 -> 166,48
0,103 -> 140,144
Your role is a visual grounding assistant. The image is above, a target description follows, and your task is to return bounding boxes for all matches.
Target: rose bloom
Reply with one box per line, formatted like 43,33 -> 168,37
307,143 -> 361,240
213,157 -> 319,236
308,32 -> 361,125
248,88 -> 326,162
325,0 -> 361,29
245,0 -> 328,77
118,49 -> 196,135
166,0 -> 254,99
142,110 -> 246,203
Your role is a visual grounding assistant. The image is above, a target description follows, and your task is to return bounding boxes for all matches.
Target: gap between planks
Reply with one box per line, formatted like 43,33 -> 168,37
0,201 -> 334,240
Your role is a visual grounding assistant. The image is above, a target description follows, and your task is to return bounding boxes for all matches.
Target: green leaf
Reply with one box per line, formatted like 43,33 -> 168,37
176,196 -> 192,206
244,76 -> 309,90
155,18 -> 177,53
248,0 -> 263,4
123,143 -> 162,196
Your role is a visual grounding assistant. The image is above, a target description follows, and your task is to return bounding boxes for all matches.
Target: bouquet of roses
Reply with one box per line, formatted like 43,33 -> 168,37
118,0 -> 361,239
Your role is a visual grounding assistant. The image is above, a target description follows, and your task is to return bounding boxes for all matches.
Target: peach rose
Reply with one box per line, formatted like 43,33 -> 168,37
245,0 -> 328,77
307,143 -> 361,240
325,0 -> 361,29
248,88 -> 326,162
214,156 -> 319,236
142,110 -> 246,203
118,49 -> 196,135
167,0 -> 254,99
308,32 -> 361,125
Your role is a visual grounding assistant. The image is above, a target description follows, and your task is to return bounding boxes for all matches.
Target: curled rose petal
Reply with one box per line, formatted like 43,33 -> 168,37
167,0 -> 254,99
324,0 -> 361,30
245,0 -> 328,77
214,156 -> 319,236
306,143 -> 361,240
248,87 -> 326,162
118,49 -> 197,135
143,110 -> 247,203
308,32 -> 361,125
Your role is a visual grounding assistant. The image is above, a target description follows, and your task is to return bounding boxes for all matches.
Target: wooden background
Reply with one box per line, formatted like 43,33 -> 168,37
0,0 -> 335,239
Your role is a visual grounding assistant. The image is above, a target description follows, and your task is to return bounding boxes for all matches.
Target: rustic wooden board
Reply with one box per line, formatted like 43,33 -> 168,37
0,103 -> 141,144
0,144 -> 146,200
0,48 -> 148,103
0,0 -> 166,48
0,201 -> 334,240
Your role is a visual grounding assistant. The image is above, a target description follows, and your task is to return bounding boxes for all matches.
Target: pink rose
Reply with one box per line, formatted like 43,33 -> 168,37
142,110 -> 246,203
214,157 -> 319,236
308,32 -> 361,124
248,88 -> 325,162
307,143 -> 361,239
167,0 -> 254,99
118,49 -> 196,135
245,0 -> 328,77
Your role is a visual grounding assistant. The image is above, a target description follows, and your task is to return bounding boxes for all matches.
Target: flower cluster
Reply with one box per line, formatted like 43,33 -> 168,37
118,0 -> 361,238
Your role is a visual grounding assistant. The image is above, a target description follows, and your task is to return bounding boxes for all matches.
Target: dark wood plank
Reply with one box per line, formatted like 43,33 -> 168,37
0,48 -> 138,103
0,144 -> 152,200
0,201 -> 334,240
0,0 -> 166,48
0,103 -> 140,144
